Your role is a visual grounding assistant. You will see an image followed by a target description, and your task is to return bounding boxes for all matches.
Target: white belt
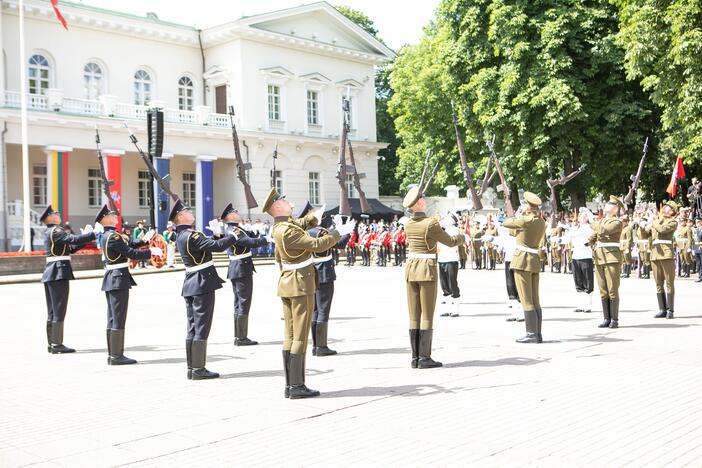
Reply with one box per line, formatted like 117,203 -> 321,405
280,257 -> 314,271
105,262 -> 129,271
228,252 -> 252,261
516,245 -> 539,254
597,242 -> 620,248
313,255 -> 333,264
46,256 -> 71,263
678,239 -> 688,244
185,260 -> 214,273
653,240 -> 672,245
636,240 -> 649,244
407,253 -> 437,259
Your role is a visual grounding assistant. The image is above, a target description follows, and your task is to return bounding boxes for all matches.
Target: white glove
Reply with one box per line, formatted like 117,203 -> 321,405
82,224 -> 94,235
149,246 -> 163,257
336,218 -> 356,237
208,219 -> 222,236
332,214 -> 344,228
265,234 -> 274,243
93,223 -> 104,234
639,221 -> 647,228
446,225 -> 459,236
313,204 -> 326,224
142,229 -> 156,242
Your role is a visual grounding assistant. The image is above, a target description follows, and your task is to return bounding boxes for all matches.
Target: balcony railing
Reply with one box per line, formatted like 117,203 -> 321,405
5,91 -> 48,111
62,97 -> 101,116
307,123 -> 323,135
268,119 -> 285,132
165,108 -> 198,125
114,102 -> 148,121
206,113 -> 229,127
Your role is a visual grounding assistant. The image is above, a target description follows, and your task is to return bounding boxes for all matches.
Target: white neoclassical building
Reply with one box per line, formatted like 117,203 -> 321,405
0,0 -> 394,249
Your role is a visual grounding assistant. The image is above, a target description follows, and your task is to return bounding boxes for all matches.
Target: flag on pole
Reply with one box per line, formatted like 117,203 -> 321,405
666,153 -> 686,197
51,0 -> 68,30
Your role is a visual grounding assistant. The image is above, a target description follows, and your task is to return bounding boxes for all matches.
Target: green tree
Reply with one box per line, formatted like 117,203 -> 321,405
335,5 -> 381,40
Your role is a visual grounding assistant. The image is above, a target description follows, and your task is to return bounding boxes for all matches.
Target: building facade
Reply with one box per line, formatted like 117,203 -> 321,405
0,0 -> 393,249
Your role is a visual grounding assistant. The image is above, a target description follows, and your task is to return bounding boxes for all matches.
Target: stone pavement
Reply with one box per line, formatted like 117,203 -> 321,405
1,264 -> 701,467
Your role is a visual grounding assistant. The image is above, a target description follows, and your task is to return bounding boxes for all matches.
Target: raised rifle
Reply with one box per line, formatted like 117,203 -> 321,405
451,102 -> 483,210
486,136 -> 515,217
346,139 -> 371,214
547,162 -> 586,227
418,149 -> 439,196
228,106 -> 258,209
336,96 -> 352,216
123,122 -> 179,202
623,137 -> 649,209
272,140 -> 278,189
94,126 -> 118,214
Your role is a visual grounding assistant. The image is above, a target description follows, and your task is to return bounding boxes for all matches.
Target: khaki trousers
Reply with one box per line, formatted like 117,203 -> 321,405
406,280 -> 438,329
281,294 -> 315,354
595,263 -> 621,300
651,259 -> 675,294
513,270 -> 540,311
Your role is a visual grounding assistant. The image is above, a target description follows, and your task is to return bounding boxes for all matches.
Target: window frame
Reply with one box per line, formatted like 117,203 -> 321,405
83,62 -> 104,100
28,53 -> 51,95
178,75 -> 195,111
32,165 -> 48,207
308,171 -> 321,205
182,172 -> 196,209
137,170 -> 151,209
133,69 -> 153,106
306,90 -> 319,125
267,84 -> 281,121
87,168 -> 104,208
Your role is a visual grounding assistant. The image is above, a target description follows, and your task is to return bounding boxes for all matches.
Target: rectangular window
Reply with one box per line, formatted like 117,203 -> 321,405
347,174 -> 356,198
178,87 -> 193,111
32,165 -> 47,206
343,96 -> 354,128
307,90 -> 319,125
268,85 -> 281,121
88,168 -> 103,207
182,172 -> 196,209
270,170 -> 283,196
138,170 -> 151,208
308,172 -> 320,205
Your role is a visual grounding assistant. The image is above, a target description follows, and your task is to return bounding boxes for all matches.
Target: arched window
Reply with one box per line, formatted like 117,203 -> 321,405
83,62 -> 103,100
28,54 -> 51,95
178,76 -> 194,111
133,69 -> 152,105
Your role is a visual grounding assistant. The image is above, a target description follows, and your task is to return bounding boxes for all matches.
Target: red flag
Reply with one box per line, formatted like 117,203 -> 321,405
51,0 -> 68,30
665,153 -> 686,197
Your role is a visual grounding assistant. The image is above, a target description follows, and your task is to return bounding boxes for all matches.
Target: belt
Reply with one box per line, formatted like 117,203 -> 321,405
280,257 -> 314,271
636,240 -> 649,244
185,260 -> 214,273
105,262 -> 129,271
596,242 -> 620,248
228,252 -> 252,261
46,256 -> 71,263
312,255 -> 333,264
407,253 -> 437,259
516,244 -> 539,254
678,239 -> 688,244
653,240 -> 672,245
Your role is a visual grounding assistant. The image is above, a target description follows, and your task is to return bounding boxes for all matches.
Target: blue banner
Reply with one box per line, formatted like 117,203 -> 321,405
197,159 -> 215,234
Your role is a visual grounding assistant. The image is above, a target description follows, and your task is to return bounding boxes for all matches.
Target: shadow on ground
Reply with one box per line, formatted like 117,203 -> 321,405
445,357 -> 550,368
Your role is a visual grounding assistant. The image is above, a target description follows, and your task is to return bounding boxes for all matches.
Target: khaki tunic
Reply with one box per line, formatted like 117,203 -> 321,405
503,214 -> 546,311
620,224 -> 633,264
470,229 -> 483,264
405,212 -> 464,329
644,217 -> 677,294
589,216 -> 623,300
484,227 -> 498,261
636,226 -> 651,265
550,227 -> 562,265
676,226 -> 693,264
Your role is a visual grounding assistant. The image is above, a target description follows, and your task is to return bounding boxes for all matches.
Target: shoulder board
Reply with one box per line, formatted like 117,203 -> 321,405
53,227 -> 63,232
111,233 -> 122,241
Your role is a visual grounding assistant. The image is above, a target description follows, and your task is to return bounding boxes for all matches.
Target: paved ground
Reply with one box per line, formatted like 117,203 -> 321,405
1,264 -> 701,467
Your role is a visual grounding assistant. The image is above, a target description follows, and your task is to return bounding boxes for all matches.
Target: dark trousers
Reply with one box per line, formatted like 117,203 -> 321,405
347,247 -> 356,265
105,289 -> 129,329
394,245 -> 402,265
44,280 -> 70,322
231,277 -> 253,316
504,261 -> 519,300
185,292 -> 215,340
313,282 -> 334,323
439,261 -> 460,298
695,252 -> 702,279
572,258 -> 595,294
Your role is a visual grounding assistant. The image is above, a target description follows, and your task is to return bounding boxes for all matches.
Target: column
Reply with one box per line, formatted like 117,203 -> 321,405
156,153 -> 174,232
103,149 -> 124,230
195,155 -> 216,233
44,145 -> 73,221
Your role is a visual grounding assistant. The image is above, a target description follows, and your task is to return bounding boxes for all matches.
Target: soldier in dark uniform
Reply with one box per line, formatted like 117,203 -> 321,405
170,200 -> 240,380
40,205 -> 96,354
95,205 -> 161,365
220,203 -> 270,346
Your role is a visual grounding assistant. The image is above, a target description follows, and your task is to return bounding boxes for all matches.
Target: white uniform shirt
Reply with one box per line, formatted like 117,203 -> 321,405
569,224 -> 593,260
438,225 -> 460,263
497,226 -> 517,262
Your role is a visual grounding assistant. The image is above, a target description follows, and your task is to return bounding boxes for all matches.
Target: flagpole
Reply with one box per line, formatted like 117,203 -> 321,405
19,0 -> 31,252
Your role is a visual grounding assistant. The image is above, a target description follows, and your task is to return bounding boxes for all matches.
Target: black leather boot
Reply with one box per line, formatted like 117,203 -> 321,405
409,329 -> 419,368
666,292 -> 674,319
598,298 -> 611,328
288,353 -> 320,399
311,322 -> 318,355
417,329 -> 442,368
190,340 -> 219,380
609,298 -> 619,329
654,293 -> 667,318
107,329 -> 137,365
535,308 -> 543,342
234,315 -> 258,346
283,350 -> 291,398
313,322 -> 337,356
516,310 -> 542,343
186,339 -> 193,380
48,321 -> 75,354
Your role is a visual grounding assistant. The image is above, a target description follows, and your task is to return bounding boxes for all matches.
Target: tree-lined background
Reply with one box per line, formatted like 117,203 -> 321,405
338,0 -> 702,209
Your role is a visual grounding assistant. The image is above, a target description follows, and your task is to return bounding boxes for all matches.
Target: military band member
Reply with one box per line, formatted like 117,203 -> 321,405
569,209 -> 595,313
263,188 -> 355,398
642,201 -> 679,319
589,197 -> 624,328
346,229 -> 357,266
40,205 -> 96,354
95,205 -> 161,365
402,187 -> 464,368
503,193 -> 547,343
620,215 -> 633,278
219,203 -> 270,346
636,223 -> 652,279
393,225 -> 406,266
171,200 -> 240,380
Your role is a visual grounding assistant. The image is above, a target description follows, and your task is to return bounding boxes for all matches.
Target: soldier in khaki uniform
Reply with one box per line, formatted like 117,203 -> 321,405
470,221 -> 484,269
619,215 -> 633,278
503,192 -> 547,343
676,218 -> 694,277
262,188 -> 355,399
484,221 -> 499,270
589,196 -> 624,328
641,201 -> 679,319
636,223 -> 652,279
402,187 -> 464,368
550,226 -> 563,273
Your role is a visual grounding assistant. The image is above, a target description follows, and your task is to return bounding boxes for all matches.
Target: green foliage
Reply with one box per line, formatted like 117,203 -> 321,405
335,5 -> 382,41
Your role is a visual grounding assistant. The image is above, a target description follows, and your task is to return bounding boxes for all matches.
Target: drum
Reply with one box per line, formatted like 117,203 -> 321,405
149,233 -> 167,268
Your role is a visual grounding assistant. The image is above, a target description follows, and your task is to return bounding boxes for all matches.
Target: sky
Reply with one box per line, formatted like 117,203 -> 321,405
72,0 -> 442,50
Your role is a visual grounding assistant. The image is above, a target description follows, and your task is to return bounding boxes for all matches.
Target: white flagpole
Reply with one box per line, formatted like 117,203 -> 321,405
19,0 -> 32,252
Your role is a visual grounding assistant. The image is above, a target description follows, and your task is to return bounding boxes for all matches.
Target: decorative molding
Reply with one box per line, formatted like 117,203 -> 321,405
102,148 -> 125,156
44,145 -> 73,153
195,154 -> 217,162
